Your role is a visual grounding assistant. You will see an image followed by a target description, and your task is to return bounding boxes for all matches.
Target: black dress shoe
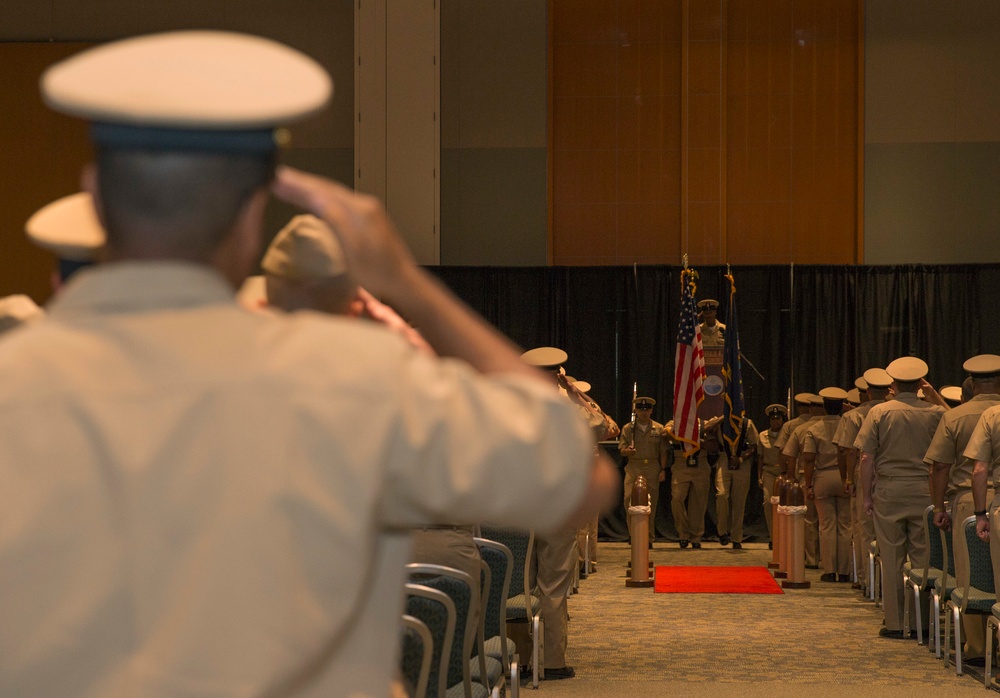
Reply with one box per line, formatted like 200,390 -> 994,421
878,628 -> 904,639
837,574 -> 851,583
768,541 -> 773,550
732,542 -> 742,549
819,573 -> 837,582
679,539 -> 690,549
966,657 -> 987,667
719,534 -> 731,546
544,666 -> 575,680
691,541 -> 702,549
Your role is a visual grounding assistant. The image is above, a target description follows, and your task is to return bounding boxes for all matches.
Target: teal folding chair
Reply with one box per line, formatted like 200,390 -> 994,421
943,516 -> 995,674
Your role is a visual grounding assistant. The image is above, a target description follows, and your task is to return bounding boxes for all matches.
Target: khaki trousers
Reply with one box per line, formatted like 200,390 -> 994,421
716,462 -> 752,543
671,460 -> 711,543
410,527 -> 482,605
761,467 -> 782,542
576,516 -> 598,564
873,478 -> 930,632
623,460 -> 662,541
814,468 -> 851,575
534,529 -> 575,669
805,494 -> 820,567
954,490 -> 992,658
853,461 -> 876,588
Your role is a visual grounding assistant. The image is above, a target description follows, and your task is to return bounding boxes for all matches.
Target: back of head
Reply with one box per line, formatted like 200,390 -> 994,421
262,214 -> 357,315
97,149 -> 276,259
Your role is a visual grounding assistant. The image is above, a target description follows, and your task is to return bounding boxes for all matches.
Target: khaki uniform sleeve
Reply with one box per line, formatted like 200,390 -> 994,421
379,355 -> 595,535
855,409 -> 878,454
923,415 -> 956,466
964,414 -> 993,463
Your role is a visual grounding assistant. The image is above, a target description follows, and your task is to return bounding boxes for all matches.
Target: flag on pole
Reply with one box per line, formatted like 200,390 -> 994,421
669,268 -> 705,456
722,270 -> 747,457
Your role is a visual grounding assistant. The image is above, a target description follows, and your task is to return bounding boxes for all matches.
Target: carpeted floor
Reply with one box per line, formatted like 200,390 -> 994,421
528,541 -> 993,697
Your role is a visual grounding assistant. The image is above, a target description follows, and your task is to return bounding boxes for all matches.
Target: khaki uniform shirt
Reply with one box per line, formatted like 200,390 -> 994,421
923,394 -> 1000,498
963,403 -> 1000,488
757,428 -> 784,474
802,415 -> 842,471
620,420 -> 665,467
0,263 -> 594,697
774,413 -> 808,452
855,392 -> 946,478
832,400 -> 880,449
700,321 -> 726,347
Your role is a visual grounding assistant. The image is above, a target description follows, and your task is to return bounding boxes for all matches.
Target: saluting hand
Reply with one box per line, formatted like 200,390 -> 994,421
270,167 -> 415,300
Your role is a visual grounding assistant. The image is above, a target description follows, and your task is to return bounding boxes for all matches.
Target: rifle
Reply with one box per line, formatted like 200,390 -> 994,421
630,381 -> 637,448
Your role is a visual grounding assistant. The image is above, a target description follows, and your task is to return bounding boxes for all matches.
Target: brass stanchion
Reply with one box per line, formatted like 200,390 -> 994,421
775,477 -> 791,579
626,476 -> 654,588
782,482 -> 811,589
768,475 -> 785,571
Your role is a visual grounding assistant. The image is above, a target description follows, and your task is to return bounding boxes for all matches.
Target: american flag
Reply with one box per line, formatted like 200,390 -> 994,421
671,269 -> 705,456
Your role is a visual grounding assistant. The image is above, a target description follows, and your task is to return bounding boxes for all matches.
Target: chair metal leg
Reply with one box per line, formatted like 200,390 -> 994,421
933,592 -> 941,658
903,576 -> 912,637
955,606 -> 964,675
869,552 -> 876,601
945,603 -> 953,669
914,585 -> 924,645
511,653 -> 519,698
532,616 -> 542,688
851,540 -> 858,583
986,618 -> 996,689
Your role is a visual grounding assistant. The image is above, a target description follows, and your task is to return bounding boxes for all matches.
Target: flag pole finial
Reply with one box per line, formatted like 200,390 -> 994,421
682,253 -> 688,270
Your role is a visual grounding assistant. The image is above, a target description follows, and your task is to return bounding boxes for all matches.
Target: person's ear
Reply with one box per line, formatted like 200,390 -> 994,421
80,163 -> 108,229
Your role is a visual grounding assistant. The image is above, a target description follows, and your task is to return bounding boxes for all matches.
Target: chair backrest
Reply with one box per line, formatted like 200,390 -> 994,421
480,526 -> 534,602
474,538 -> 512,641
940,518 -> 956,579
401,614 -> 433,698
405,583 -> 456,698
408,564 -> 477,698
923,505 -> 944,575
963,516 -> 995,596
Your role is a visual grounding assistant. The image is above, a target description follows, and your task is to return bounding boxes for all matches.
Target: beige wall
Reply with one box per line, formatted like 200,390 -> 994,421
864,0 -> 1000,263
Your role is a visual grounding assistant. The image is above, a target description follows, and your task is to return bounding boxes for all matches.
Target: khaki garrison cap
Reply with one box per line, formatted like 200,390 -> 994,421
520,346 -> 568,369
846,388 -> 861,405
765,404 -> 788,418
697,299 -> 719,310
262,215 -> 348,281
634,396 -> 656,409
886,356 -> 928,382
0,295 -> 44,334
25,192 -> 105,262
863,368 -> 893,388
819,387 -> 848,401
963,354 -> 1000,376
939,386 -> 963,404
793,392 -> 815,405
854,376 -> 868,390
41,31 -> 332,152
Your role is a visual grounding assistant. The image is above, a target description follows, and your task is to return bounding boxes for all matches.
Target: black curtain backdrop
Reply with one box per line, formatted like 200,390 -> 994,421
429,264 -> 1000,543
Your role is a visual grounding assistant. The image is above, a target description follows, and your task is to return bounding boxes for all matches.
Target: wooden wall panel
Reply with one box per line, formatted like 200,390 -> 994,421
550,0 -> 861,266
0,43 -> 92,304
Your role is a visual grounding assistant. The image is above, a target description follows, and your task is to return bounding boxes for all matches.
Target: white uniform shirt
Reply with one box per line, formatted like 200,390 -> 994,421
0,262 -> 594,697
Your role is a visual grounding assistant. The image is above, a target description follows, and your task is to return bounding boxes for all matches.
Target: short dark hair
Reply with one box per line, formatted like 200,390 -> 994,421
823,399 -> 842,415
895,378 -> 921,393
96,148 -> 276,258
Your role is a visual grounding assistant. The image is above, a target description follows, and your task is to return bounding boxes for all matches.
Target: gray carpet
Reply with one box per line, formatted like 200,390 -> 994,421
529,542 -> 992,697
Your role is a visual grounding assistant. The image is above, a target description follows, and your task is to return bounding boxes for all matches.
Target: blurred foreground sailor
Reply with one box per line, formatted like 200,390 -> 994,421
0,31 -> 616,696
0,295 -> 44,335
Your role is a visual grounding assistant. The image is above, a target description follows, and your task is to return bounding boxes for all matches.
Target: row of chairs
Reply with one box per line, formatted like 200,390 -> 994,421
401,529 -> 545,698
897,505 -> 1000,688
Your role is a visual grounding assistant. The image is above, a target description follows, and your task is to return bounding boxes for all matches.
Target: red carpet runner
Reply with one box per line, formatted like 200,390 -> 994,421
654,566 -> 784,594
